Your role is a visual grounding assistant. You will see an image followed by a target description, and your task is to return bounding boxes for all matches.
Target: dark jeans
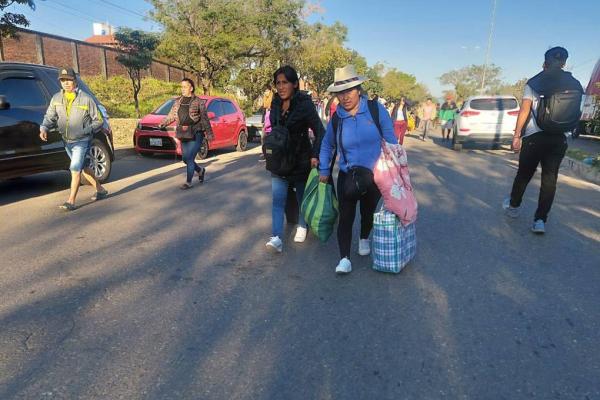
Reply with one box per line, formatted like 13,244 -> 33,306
509,132 -> 568,222
337,170 -> 382,258
181,133 -> 204,183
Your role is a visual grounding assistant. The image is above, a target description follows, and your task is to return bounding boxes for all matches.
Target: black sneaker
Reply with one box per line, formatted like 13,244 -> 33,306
91,189 -> 109,201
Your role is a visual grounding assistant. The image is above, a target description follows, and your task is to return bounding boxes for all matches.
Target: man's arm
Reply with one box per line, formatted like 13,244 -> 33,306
40,97 -> 59,141
512,99 -> 532,152
85,97 -> 103,134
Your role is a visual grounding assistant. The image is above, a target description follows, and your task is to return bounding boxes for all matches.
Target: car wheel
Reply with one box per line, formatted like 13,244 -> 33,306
195,138 -> 209,160
236,130 -> 248,152
88,139 -> 111,182
139,151 -> 154,157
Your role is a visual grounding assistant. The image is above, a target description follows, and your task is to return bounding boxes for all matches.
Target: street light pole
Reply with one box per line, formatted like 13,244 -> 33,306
481,0 -> 498,93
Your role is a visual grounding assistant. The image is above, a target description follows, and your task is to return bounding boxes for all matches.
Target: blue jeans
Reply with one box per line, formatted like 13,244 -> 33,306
64,139 -> 91,172
181,134 -> 203,183
271,176 -> 307,238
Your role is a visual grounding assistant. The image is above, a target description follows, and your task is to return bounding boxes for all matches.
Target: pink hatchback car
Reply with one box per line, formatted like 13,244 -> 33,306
134,96 -> 248,159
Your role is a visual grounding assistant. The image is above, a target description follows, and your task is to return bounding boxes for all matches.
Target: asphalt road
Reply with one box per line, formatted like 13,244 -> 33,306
1,135 -> 599,400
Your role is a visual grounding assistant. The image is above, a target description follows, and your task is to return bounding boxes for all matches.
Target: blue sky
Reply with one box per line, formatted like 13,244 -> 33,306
13,0 -> 599,97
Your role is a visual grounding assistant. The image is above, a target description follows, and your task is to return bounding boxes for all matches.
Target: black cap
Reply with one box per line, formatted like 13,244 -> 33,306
545,47 -> 568,63
58,67 -> 76,80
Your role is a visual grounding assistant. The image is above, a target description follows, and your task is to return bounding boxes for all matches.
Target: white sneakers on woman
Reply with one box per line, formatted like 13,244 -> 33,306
335,257 -> 352,274
358,239 -> 371,256
293,226 -> 308,243
266,236 -> 283,253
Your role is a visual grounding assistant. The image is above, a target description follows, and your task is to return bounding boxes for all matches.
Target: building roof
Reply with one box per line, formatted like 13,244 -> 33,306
84,35 -> 118,46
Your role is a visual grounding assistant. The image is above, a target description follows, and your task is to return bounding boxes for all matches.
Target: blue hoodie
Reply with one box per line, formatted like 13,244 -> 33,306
319,96 -> 397,177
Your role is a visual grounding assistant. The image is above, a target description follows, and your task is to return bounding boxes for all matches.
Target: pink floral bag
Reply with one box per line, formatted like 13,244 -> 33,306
373,141 -> 418,226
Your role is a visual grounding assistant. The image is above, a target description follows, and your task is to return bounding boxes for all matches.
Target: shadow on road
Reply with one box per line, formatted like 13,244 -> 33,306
1,138 -> 599,399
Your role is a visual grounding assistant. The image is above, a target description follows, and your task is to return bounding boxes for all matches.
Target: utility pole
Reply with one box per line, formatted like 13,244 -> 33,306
481,0 -> 497,93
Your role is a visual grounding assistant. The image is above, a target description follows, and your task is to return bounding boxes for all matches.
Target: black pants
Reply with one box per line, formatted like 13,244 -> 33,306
509,132 -> 568,222
337,170 -> 381,258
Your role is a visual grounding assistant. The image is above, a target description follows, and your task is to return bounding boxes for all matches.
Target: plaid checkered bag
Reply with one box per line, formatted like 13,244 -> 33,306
372,209 -> 417,274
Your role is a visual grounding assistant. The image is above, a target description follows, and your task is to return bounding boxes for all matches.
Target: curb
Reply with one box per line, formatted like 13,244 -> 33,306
114,146 -> 137,160
561,156 -> 600,185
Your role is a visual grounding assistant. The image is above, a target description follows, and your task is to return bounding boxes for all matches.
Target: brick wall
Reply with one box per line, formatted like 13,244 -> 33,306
77,43 -> 102,77
151,62 -> 168,81
1,29 -> 188,82
42,36 -> 71,68
105,49 -> 128,77
170,67 -> 184,82
2,31 -> 38,64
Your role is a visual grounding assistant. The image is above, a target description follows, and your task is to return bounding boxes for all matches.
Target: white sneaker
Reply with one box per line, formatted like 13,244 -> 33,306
294,226 -> 308,243
266,236 -> 282,253
358,239 -> 371,256
335,257 -> 352,274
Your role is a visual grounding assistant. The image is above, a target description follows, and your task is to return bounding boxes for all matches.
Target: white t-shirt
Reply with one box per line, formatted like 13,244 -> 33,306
522,84 -> 569,138
396,107 -> 405,121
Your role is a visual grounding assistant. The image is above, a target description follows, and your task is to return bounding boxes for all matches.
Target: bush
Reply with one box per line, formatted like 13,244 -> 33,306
84,76 -> 249,118
84,76 -> 180,118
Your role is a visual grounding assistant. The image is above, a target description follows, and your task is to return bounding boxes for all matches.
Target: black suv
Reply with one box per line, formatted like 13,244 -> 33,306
0,63 -> 114,182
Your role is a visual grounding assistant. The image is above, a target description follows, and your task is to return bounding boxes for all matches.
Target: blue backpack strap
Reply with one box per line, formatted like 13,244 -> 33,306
330,111 -> 339,176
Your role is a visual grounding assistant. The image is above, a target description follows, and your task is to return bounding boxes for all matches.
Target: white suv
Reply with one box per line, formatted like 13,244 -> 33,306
453,95 -> 520,150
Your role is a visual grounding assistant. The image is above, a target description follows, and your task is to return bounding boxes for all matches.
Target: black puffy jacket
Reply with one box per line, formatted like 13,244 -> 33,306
269,91 -> 325,181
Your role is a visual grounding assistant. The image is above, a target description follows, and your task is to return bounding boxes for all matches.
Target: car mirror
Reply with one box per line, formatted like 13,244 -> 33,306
207,112 -> 216,120
0,95 -> 10,110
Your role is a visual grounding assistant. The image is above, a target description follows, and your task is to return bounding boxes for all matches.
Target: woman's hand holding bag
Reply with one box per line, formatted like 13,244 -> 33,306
373,141 -> 418,226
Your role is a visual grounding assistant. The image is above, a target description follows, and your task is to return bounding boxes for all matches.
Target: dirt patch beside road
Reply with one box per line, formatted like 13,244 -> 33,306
110,118 -> 138,148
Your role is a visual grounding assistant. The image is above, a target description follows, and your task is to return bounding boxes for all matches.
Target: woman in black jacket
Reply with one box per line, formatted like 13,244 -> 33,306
265,65 -> 324,253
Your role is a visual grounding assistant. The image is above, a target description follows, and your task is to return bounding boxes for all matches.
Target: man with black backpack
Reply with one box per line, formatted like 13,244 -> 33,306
503,47 -> 583,234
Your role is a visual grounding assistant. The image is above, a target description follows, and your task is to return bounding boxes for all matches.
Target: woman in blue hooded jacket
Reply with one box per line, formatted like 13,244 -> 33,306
319,65 -> 397,274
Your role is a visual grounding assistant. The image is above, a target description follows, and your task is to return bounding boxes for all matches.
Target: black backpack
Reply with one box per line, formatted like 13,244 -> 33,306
264,110 -> 296,176
528,69 -> 583,134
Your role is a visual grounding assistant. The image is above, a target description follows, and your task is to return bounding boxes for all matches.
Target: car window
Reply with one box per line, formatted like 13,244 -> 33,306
207,100 -> 224,117
221,100 -> 237,115
0,77 -> 47,107
153,99 -> 176,115
470,98 -> 518,111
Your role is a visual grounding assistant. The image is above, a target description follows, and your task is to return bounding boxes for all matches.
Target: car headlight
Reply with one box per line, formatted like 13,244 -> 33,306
137,120 -> 142,130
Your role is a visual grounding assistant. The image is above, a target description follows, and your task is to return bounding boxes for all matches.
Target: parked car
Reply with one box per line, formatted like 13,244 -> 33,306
245,112 -> 264,142
0,63 -> 114,182
452,95 -> 520,151
134,96 -> 248,159
575,58 -> 600,137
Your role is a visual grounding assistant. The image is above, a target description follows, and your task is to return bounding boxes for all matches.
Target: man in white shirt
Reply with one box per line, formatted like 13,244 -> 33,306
503,47 -> 583,234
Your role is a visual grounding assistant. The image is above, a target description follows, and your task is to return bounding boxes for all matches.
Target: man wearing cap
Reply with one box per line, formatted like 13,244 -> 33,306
503,47 -> 583,233
39,68 -> 108,211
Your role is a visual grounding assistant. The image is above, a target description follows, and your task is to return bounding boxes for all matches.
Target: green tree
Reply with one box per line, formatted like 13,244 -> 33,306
496,77 -> 528,101
296,21 -> 355,95
381,68 -> 430,102
0,0 -> 35,38
114,28 -> 160,117
439,64 -> 503,101
150,0 -> 304,95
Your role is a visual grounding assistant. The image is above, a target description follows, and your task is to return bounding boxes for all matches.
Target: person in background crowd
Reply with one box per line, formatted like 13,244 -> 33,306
391,96 -> 409,144
158,78 -> 214,189
265,65 -> 325,253
318,65 -> 398,274
503,46 -> 583,234
39,67 -> 107,211
420,98 -> 437,141
259,90 -> 273,162
439,96 -> 458,141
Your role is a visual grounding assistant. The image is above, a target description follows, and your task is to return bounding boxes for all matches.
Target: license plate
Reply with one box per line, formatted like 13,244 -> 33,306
149,138 -> 162,147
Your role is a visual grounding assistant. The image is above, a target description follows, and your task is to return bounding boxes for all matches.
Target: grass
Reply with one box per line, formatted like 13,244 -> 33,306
566,148 -> 600,170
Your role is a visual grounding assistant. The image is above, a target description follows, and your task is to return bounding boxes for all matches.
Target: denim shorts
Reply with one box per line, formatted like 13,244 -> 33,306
64,140 -> 91,172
